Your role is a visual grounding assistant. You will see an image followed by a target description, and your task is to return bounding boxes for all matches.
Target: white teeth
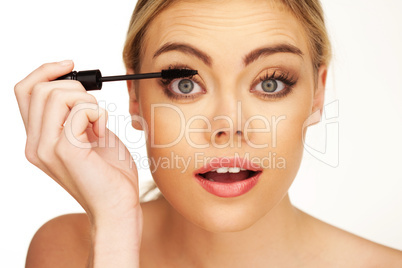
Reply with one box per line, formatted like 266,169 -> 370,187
228,167 -> 240,173
240,168 -> 246,171
208,178 -> 215,182
211,167 -> 243,173
216,167 -> 229,173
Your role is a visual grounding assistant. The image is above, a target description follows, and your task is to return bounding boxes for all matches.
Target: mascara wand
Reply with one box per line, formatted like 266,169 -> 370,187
56,69 -> 198,91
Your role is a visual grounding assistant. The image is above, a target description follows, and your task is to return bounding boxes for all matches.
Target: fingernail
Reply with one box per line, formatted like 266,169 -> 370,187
59,60 -> 73,66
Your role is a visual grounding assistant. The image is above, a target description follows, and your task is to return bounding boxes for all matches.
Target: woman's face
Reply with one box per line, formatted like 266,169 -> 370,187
129,0 -> 326,232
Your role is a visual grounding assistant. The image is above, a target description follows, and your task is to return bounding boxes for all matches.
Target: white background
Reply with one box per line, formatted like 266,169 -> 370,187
1,0 -> 401,266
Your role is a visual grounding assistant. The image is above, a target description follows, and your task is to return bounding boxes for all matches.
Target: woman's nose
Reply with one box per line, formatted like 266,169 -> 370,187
203,97 -> 247,148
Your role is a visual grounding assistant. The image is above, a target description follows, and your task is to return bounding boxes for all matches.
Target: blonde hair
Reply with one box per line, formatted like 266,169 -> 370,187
122,0 -> 332,201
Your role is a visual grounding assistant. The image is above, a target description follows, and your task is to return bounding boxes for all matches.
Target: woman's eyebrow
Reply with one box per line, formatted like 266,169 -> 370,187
243,44 -> 304,66
153,42 -> 212,66
153,42 -> 303,67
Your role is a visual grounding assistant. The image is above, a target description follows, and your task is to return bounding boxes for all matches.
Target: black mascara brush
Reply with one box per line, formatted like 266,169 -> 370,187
56,69 -> 198,91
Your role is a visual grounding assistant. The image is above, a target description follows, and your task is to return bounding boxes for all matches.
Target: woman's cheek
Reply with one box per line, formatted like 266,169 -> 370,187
250,99 -> 311,167
145,103 -> 186,148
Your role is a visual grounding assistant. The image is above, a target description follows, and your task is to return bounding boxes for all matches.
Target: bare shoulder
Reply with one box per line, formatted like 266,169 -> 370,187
25,199 -> 167,268
337,230 -> 402,267
26,213 -> 91,268
299,209 -> 402,267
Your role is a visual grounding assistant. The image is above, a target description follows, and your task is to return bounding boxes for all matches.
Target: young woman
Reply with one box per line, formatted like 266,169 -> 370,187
15,0 -> 402,267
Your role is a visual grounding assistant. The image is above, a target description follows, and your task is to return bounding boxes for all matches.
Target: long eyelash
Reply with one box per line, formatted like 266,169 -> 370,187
256,71 -> 298,99
159,64 -> 201,101
160,64 -> 194,85
259,71 -> 297,86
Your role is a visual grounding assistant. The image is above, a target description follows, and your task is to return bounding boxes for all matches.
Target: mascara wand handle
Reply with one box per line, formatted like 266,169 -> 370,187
56,69 -> 103,91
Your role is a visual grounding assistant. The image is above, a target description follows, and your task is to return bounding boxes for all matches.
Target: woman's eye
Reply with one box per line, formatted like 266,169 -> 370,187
170,78 -> 203,95
254,79 -> 285,94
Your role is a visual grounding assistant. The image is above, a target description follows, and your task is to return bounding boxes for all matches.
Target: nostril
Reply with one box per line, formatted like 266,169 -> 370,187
216,130 -> 242,138
216,131 -> 225,138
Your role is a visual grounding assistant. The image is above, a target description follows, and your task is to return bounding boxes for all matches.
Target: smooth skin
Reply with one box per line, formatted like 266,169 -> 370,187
17,1 -> 402,267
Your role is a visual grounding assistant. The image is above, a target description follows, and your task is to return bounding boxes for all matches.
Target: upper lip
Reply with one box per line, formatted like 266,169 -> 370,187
194,157 -> 263,175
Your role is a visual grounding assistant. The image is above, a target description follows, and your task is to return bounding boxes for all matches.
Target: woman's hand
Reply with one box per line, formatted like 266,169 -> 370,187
15,61 -> 142,268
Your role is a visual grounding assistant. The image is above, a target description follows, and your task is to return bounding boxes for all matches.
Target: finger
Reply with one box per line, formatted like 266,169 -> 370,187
32,86 -> 94,181
26,80 -> 85,165
92,108 -> 108,138
14,60 -> 74,130
39,90 -> 98,155
54,103 -> 110,193
63,102 -> 106,149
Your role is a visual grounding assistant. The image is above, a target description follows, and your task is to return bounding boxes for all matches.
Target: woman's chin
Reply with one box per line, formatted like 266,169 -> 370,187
186,203 -> 269,233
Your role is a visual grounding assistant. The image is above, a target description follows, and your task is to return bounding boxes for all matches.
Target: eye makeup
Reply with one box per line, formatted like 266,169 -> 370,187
158,64 -> 299,102
159,64 -> 206,101
251,70 -> 298,100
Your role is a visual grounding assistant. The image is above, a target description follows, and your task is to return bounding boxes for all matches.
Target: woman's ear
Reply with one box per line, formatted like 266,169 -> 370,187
308,65 -> 328,127
126,69 -> 144,130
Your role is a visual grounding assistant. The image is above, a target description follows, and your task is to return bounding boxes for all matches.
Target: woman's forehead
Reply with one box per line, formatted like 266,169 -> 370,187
142,0 -> 310,65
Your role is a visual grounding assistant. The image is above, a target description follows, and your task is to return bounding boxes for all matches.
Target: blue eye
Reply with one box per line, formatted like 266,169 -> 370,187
170,78 -> 203,95
254,79 -> 285,93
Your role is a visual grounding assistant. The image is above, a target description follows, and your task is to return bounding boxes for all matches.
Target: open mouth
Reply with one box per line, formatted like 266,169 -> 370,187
194,157 -> 263,197
197,167 -> 261,183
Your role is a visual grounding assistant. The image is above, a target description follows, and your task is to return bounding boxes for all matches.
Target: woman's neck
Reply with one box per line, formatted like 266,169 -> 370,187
158,194 -> 308,267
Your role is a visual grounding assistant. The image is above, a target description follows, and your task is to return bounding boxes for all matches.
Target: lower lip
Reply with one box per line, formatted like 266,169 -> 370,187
194,172 -> 261,198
